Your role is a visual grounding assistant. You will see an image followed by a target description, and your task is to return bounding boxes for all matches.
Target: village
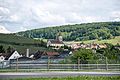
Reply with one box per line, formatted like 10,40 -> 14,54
0,33 -> 108,69
0,0 -> 120,79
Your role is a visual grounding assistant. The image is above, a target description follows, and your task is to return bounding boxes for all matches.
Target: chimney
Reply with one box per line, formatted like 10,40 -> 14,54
26,49 -> 29,57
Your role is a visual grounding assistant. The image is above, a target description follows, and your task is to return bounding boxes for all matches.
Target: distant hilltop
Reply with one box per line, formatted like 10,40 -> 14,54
16,22 -> 120,41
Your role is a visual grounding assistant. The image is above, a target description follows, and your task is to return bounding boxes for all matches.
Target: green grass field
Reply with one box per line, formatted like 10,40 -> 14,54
6,76 -> 120,80
0,33 -> 39,44
64,36 -> 120,45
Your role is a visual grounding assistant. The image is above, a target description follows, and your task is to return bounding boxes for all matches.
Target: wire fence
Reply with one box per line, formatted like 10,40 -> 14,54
9,63 -> 120,71
0,60 -> 120,72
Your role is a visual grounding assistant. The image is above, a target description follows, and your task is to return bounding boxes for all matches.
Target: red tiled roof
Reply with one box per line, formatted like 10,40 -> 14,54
49,39 -> 64,44
45,52 -> 59,56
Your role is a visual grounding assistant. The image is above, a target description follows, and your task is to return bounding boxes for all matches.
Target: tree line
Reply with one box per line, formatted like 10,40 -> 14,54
0,45 -> 14,54
17,22 -> 120,41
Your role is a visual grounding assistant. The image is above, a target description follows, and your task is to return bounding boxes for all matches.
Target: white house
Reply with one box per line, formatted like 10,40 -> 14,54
8,51 -> 22,60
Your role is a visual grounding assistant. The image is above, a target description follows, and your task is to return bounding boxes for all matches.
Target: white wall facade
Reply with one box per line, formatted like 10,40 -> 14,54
8,51 -> 21,60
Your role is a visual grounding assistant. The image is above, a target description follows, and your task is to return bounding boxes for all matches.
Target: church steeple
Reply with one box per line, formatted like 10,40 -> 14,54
56,32 -> 63,42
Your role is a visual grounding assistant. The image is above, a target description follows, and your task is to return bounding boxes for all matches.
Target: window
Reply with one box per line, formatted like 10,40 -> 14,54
14,56 -> 16,59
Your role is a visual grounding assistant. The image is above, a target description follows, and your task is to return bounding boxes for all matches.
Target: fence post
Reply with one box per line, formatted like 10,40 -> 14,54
105,57 -> 108,70
96,60 -> 98,70
74,64 -> 75,71
1,61 -> 3,69
77,57 -> 80,70
9,60 -> 11,69
16,58 -> 18,72
47,56 -> 50,71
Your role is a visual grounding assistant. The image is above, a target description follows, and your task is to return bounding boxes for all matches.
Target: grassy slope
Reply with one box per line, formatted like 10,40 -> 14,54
0,43 -> 47,55
0,33 -> 40,44
0,33 -> 47,54
64,36 -> 120,45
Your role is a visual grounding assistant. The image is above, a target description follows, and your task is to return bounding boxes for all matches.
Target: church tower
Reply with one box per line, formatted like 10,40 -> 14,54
56,33 -> 63,42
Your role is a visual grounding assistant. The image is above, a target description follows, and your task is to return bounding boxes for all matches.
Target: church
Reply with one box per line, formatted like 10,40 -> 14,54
47,33 -> 64,48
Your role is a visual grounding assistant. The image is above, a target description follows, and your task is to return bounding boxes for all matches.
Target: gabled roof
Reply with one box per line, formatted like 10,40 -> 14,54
5,50 -> 21,60
48,39 -> 64,44
43,52 -> 59,56
33,51 -> 44,59
5,50 -> 15,60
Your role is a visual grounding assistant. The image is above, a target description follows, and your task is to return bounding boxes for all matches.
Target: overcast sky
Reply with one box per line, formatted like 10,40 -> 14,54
0,0 -> 120,33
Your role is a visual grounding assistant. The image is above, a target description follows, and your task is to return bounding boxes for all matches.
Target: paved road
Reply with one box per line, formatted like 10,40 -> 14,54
0,72 -> 120,79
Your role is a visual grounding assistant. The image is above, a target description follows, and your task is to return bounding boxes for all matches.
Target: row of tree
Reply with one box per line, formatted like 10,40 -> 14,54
0,45 -> 14,54
17,22 -> 120,41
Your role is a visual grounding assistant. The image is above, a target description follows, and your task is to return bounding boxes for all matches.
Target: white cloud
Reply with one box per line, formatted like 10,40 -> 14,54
20,27 -> 27,31
32,7 -> 66,25
0,25 -> 11,33
0,7 -> 10,15
0,0 -> 119,32
110,11 -> 120,21
111,11 -> 120,17
65,13 -> 103,23
10,15 -> 19,22
0,7 -> 10,21
114,18 -> 120,21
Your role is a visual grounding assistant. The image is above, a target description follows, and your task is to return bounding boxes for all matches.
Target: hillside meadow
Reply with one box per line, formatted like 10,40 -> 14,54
64,36 -> 120,45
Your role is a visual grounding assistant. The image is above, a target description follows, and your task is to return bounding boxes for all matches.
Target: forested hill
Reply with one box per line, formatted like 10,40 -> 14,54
17,22 -> 120,41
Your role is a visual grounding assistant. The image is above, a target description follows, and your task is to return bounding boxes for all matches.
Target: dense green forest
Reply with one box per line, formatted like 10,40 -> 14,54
17,22 -> 120,41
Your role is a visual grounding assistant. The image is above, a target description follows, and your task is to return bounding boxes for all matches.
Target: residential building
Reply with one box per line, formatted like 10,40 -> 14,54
5,51 -> 22,60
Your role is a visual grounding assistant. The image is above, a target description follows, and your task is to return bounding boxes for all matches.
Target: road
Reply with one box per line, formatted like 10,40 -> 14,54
0,72 -> 120,79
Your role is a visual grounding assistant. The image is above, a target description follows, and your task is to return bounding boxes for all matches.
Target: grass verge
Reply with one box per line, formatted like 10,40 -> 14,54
5,76 -> 120,80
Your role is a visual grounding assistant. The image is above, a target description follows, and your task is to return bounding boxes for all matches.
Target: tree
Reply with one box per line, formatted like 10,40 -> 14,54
89,33 -> 98,40
0,45 -> 5,53
41,39 -> 47,47
71,49 -> 94,64
6,46 -> 14,54
17,22 -> 120,41
96,44 -> 120,61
